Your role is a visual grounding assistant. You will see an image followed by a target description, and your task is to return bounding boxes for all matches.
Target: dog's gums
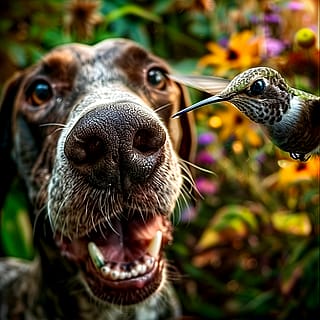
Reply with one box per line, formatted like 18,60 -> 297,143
88,229 -> 162,275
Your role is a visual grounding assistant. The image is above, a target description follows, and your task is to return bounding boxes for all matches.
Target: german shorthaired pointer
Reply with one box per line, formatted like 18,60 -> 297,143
0,38 -> 196,319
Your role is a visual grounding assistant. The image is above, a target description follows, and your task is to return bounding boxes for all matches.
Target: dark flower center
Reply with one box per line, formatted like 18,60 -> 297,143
296,163 -> 307,171
235,115 -> 244,124
227,49 -> 239,60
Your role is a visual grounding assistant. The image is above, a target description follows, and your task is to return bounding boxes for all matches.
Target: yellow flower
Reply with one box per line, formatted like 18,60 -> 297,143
295,28 -> 316,49
207,104 -> 263,147
199,30 -> 263,76
277,158 -> 319,187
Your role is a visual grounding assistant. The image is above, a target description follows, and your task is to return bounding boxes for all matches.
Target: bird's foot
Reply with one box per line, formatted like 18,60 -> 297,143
289,152 -> 311,162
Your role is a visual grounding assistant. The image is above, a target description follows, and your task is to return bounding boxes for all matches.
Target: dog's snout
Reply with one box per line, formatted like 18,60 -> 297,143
64,103 -> 166,189
65,135 -> 106,165
133,128 -> 164,155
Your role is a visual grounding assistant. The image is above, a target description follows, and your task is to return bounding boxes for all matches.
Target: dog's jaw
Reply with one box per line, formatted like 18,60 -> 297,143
53,213 -> 174,305
47,91 -> 182,306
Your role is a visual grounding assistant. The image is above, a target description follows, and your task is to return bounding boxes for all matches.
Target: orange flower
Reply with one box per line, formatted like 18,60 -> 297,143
199,30 -> 263,76
206,104 -> 263,148
277,158 -> 319,187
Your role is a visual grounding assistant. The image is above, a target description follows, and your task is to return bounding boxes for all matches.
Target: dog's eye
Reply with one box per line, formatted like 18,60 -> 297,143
147,68 -> 167,90
27,80 -> 53,106
248,79 -> 266,96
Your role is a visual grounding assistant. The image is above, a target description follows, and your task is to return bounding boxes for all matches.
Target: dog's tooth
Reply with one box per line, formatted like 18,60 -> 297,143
88,242 -> 105,269
131,268 -> 139,277
136,263 -> 147,275
145,256 -> 155,269
101,265 -> 111,276
146,230 -> 162,258
110,269 -> 120,280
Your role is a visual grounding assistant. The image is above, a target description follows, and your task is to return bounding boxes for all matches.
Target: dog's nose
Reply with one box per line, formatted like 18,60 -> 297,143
64,103 -> 166,189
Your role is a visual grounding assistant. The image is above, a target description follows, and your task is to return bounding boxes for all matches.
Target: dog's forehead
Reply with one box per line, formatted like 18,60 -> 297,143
42,39 -> 162,72
37,39 -> 167,87
93,38 -> 164,65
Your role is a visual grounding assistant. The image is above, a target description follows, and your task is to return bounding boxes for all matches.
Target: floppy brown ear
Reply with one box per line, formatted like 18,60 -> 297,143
0,73 -> 23,209
172,82 -> 198,206
175,83 -> 197,164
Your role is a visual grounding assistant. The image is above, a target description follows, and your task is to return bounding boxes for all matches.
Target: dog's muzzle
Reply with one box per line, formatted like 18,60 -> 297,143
49,96 -> 180,305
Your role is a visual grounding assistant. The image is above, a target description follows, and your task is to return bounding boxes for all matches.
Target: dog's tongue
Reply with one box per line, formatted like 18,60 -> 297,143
57,215 -> 167,264
90,219 -> 156,262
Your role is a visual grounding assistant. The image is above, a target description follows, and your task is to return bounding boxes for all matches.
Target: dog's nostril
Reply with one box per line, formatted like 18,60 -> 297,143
63,106 -> 167,189
133,128 -> 165,155
65,136 -> 105,165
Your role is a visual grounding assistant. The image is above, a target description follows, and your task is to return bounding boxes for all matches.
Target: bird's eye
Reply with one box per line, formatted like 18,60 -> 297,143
249,79 -> 266,96
26,80 -> 53,107
147,68 -> 167,90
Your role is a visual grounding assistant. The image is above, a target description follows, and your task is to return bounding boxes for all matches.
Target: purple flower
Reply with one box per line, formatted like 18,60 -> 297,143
218,37 -> 229,48
249,14 -> 260,25
255,152 -> 267,164
196,177 -> 218,195
265,38 -> 286,57
180,205 -> 198,223
264,13 -> 281,24
196,150 -> 215,165
198,132 -> 216,146
287,1 -> 305,11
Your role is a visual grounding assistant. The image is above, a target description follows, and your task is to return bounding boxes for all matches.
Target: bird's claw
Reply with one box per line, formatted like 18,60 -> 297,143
289,152 -> 311,162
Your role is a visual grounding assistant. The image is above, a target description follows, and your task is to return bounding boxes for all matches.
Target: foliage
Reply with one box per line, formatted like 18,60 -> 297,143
1,0 -> 319,318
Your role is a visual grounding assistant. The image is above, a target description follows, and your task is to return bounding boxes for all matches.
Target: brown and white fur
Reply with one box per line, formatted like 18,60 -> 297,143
0,38 -> 196,319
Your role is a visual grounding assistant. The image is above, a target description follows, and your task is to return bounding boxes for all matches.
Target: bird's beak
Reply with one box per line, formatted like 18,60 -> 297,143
172,95 -> 225,118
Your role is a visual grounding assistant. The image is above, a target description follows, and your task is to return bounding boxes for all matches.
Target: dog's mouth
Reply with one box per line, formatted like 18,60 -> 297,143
55,213 -> 172,305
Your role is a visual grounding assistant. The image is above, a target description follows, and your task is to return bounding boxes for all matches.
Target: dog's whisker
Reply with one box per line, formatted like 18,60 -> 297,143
105,211 -> 120,236
180,158 -> 216,176
174,186 -> 191,225
179,168 -> 196,193
78,188 -> 91,237
39,122 -> 66,128
52,127 -> 65,135
153,103 -> 172,114
182,174 -> 202,202
56,197 -> 71,238
163,259 -> 182,282
50,198 -> 64,233
33,205 -> 49,238
179,160 -> 202,197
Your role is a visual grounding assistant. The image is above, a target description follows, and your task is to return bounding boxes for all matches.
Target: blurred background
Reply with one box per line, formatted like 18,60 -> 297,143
0,0 -> 319,318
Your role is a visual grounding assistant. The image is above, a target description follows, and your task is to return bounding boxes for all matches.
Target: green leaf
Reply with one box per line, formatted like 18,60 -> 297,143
1,189 -> 34,260
104,5 -> 161,25
240,291 -> 275,314
271,211 -> 312,236
7,43 -> 27,67
197,205 -> 259,249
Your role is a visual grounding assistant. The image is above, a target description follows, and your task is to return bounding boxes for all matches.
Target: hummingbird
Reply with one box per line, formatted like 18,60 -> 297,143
172,67 -> 320,161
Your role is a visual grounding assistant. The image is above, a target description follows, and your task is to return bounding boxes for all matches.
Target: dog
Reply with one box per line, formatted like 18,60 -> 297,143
0,38 -> 196,319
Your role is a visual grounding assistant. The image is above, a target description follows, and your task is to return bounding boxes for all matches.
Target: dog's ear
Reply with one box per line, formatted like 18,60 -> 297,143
172,82 -> 199,206
0,73 -> 23,209
175,83 -> 197,164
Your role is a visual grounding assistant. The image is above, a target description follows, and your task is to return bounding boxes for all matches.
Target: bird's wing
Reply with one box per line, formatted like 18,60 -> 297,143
168,74 -> 230,95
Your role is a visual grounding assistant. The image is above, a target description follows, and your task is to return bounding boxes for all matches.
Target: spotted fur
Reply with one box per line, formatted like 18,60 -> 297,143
0,39 -> 196,319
